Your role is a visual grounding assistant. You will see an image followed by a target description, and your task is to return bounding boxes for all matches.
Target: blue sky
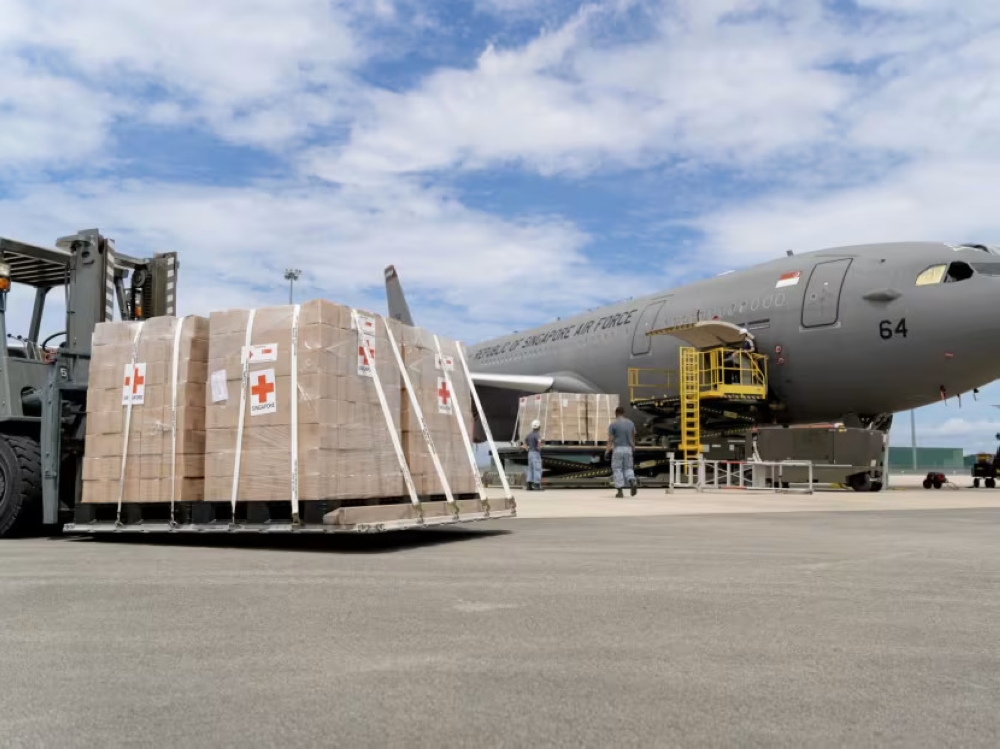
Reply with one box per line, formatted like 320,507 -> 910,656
2,0 -> 1000,449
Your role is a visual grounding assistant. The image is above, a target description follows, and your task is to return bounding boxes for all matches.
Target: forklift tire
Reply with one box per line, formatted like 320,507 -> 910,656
987,478 -> 996,490
974,478 -> 981,489
0,435 -> 43,538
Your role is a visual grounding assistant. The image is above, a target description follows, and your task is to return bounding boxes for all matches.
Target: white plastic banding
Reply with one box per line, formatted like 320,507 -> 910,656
351,310 -> 422,510
455,342 -> 513,501
230,308 -> 256,514
117,322 -> 145,519
387,324 -> 456,513
169,317 -> 184,521
433,334 -> 486,504
289,304 -> 301,522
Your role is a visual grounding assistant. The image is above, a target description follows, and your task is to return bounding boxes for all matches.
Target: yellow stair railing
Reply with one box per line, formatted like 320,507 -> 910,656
679,346 -> 701,459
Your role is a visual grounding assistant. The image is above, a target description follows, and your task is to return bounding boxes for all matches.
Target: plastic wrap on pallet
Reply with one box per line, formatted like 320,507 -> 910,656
81,315 -> 209,504
400,326 -> 477,496
203,300 -> 405,503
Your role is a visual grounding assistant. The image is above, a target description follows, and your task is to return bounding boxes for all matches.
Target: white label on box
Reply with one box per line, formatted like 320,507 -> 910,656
357,333 -> 376,378
435,354 -> 455,371
122,362 -> 146,405
210,369 -> 229,403
437,376 -> 453,415
248,368 -> 277,416
353,312 -> 377,334
244,343 -> 278,363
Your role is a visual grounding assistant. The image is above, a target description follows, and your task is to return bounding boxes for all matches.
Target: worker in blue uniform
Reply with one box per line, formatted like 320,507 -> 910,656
522,419 -> 544,490
606,406 -> 637,497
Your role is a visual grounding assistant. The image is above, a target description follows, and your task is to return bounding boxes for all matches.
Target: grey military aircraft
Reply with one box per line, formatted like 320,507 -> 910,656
386,241 -> 1000,442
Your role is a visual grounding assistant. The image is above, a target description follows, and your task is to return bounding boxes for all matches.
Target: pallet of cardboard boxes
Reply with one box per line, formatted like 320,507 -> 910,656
516,392 -> 620,444
80,299 -> 511,531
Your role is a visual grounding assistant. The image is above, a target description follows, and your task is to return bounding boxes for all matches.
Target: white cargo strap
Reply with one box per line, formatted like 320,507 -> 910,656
117,322 -> 145,523
455,342 -> 513,503
351,309 -> 422,515
230,308 -> 256,516
169,317 -> 184,525
387,324 -> 457,516
433,334 -> 487,510
289,304 -> 301,524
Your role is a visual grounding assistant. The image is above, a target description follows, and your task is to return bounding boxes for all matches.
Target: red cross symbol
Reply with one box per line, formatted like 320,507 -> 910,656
251,373 -> 275,404
358,345 -> 370,365
438,380 -> 451,405
124,366 -> 144,394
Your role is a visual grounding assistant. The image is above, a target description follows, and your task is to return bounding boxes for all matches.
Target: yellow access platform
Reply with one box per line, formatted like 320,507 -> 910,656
628,321 -> 768,460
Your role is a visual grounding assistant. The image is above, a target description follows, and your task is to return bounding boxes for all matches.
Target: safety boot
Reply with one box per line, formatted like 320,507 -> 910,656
629,478 -> 638,497
615,488 -> 624,498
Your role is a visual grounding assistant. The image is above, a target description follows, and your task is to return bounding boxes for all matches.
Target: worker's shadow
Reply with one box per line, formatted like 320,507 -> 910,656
61,527 -> 513,554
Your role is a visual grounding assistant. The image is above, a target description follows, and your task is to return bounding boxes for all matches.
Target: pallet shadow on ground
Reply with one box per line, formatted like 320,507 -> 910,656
56,527 -> 513,554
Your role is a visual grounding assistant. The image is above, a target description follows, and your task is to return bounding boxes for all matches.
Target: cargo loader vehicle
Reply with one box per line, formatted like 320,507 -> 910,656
0,230 -> 177,537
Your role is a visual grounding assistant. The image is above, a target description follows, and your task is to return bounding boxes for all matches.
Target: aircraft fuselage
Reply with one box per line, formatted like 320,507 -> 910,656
466,241 -> 1000,436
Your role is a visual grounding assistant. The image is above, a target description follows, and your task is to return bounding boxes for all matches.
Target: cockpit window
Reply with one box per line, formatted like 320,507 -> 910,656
944,261 -> 974,282
916,262 -> 976,285
916,265 -> 946,285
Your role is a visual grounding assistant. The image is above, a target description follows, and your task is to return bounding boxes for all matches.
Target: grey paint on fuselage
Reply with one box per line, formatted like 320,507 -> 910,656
466,241 -> 1000,434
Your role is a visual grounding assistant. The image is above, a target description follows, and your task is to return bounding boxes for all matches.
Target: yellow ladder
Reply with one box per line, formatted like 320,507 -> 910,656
679,346 -> 701,460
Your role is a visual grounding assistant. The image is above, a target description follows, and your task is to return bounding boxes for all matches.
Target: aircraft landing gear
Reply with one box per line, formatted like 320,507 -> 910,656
848,473 -> 883,492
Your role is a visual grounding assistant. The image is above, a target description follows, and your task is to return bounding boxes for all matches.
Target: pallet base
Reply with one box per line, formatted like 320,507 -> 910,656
66,495 -> 516,534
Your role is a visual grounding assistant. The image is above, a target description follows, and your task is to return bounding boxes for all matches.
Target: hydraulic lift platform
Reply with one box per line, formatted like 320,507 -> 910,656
629,320 -> 770,459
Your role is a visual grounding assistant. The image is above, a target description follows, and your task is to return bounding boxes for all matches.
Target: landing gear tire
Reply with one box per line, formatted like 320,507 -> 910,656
933,479 -> 942,490
0,435 -> 43,539
849,473 -> 872,492
987,478 -> 996,490
922,479 -> 932,489
974,478 -> 981,489
869,481 -> 883,493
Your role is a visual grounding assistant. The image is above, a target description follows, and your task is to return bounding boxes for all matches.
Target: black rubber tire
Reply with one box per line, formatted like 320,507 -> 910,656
974,478 -> 981,489
0,435 -> 43,538
869,481 -> 883,492
922,479 -> 932,489
987,478 -> 996,490
849,473 -> 872,492
933,480 -> 942,489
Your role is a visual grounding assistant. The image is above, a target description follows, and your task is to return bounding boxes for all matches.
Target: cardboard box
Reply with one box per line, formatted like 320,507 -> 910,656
203,300 -> 406,503
516,392 -> 621,444
81,315 -> 209,504
399,327 -> 477,496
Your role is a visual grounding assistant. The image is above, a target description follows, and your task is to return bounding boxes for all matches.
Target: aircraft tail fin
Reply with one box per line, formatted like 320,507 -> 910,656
384,265 -> 414,326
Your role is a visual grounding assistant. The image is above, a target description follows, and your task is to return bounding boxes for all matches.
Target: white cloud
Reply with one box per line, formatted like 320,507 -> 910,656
313,0 -> 861,181
0,176 -> 658,341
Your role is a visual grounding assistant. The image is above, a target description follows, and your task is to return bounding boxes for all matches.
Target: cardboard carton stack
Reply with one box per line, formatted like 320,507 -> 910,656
587,394 -> 620,443
516,393 -> 587,442
203,300 -> 406,503
400,327 -> 477,496
516,392 -> 621,444
82,316 -> 209,504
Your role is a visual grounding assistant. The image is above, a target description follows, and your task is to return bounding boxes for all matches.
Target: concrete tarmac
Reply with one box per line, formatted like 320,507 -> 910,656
1,489 -> 998,748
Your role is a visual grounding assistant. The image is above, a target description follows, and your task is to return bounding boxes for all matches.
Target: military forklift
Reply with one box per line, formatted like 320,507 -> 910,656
0,229 -> 177,537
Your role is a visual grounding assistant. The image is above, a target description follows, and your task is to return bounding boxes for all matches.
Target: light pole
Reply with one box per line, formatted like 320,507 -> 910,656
284,268 -> 301,304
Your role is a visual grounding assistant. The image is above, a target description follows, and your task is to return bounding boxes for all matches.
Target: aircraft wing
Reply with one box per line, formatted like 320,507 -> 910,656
470,373 -> 554,393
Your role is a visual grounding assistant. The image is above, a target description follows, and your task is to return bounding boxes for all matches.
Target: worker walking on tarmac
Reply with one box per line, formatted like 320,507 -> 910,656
522,419 -> 544,491
606,406 -> 637,497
